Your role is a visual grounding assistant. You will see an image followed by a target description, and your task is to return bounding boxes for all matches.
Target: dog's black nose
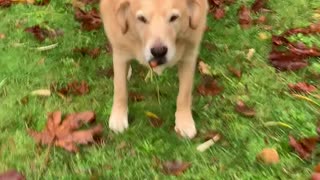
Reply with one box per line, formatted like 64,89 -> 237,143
151,45 -> 168,58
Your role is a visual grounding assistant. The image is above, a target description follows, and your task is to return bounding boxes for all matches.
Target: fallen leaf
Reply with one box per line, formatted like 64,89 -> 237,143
235,100 -> 256,117
288,82 -> 317,94
96,67 -> 114,78
312,173 -> 320,180
0,33 -> 5,39
246,48 -> 255,60
31,89 -> 51,97
202,41 -> 217,51
24,25 -> 63,42
258,32 -> 269,40
314,164 -> 320,172
214,8 -> 225,20
197,76 -> 223,96
0,0 -> 11,7
162,160 -> 191,176
73,47 -> 101,59
57,80 -> 89,96
289,135 -> 318,159
28,111 -> 103,152
251,0 -> 268,13
198,61 -> 212,76
74,8 -> 102,31
238,5 -> 252,29
145,111 -> 163,128
269,51 -> 308,71
256,148 -> 280,164
254,15 -> 267,24
129,92 -> 145,102
0,170 -> 25,180
228,66 -> 242,78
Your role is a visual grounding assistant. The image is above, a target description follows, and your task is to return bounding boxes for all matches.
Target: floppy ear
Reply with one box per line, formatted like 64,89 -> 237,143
187,0 -> 201,29
116,1 -> 130,34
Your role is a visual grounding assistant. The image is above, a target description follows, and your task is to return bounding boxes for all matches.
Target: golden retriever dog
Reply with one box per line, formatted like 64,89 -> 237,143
100,0 -> 208,138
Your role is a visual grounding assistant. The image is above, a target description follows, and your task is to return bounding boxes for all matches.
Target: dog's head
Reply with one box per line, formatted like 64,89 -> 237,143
115,0 -> 207,67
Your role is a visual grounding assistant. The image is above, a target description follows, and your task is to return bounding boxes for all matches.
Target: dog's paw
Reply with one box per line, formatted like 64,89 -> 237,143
109,110 -> 128,133
175,112 -> 197,139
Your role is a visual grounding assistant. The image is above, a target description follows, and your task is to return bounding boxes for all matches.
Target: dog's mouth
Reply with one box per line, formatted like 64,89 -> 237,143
148,58 -> 167,68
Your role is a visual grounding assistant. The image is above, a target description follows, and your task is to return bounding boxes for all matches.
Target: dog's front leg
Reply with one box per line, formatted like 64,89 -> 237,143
109,52 -> 129,133
175,54 -> 197,139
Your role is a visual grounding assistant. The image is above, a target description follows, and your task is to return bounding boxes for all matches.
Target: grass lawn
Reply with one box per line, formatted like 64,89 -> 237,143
1,0 -> 320,179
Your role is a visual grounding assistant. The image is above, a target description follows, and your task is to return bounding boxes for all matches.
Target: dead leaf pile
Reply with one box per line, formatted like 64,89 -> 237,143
57,80 -> 89,96
73,47 -> 101,59
197,76 -> 223,96
24,25 -> 63,42
162,160 -> 191,176
208,0 -> 235,20
269,23 -> 320,71
74,8 -> 102,31
28,111 -> 103,152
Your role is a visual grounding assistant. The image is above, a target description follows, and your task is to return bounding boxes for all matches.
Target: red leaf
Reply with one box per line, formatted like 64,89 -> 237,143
24,25 -> 63,42
0,0 -> 11,7
214,8 -> 225,20
197,76 -> 223,96
235,100 -> 256,117
238,5 -> 252,29
288,82 -> 317,94
0,170 -> 25,180
289,135 -> 318,159
251,0 -> 268,13
74,8 -> 102,31
228,66 -> 242,78
74,47 -> 101,59
269,51 -> 308,71
162,160 -> 191,176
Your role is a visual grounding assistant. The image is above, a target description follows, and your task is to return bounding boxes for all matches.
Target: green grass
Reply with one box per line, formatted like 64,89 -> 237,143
1,0 -> 320,179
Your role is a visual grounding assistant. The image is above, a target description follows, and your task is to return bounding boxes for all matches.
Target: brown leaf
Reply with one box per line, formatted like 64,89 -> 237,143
73,47 -> 101,59
214,8 -> 225,20
57,80 -> 89,96
0,0 -> 11,7
198,61 -> 212,76
256,148 -> 280,164
28,111 -> 102,152
96,67 -> 114,78
74,8 -> 102,31
202,41 -> 217,51
0,33 -> 5,39
269,51 -> 308,71
145,112 -> 163,128
197,76 -> 223,96
162,160 -> 191,176
228,66 -> 241,78
34,0 -> 50,6
24,25 -> 63,42
288,82 -> 317,94
289,135 -> 318,159
314,164 -> 320,172
238,5 -> 252,29
251,0 -> 268,13
235,100 -> 256,117
0,170 -> 25,180
129,92 -> 145,102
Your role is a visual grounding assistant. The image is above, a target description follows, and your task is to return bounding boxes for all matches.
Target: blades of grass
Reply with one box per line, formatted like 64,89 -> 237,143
291,94 -> 320,107
0,78 -> 6,89
263,121 -> 293,129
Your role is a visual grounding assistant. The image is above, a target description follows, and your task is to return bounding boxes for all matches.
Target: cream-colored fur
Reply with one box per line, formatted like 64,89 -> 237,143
100,0 -> 208,138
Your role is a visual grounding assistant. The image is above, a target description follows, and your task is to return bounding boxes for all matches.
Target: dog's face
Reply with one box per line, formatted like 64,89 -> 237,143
116,0 -> 203,67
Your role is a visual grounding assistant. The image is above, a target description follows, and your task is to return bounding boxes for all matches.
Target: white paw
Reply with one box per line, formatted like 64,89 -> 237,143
175,112 -> 197,139
109,110 -> 128,133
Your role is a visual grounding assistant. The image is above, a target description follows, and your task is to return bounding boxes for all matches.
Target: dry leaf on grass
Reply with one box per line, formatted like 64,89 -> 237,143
235,100 -> 256,117
57,80 -> 89,96
251,0 -> 268,13
214,8 -> 225,20
238,5 -> 252,29
288,82 -> 317,94
73,47 -> 101,59
145,111 -> 163,128
162,160 -> 191,176
197,76 -> 223,96
74,8 -> 102,31
28,111 -> 103,152
198,61 -> 212,76
129,92 -> 145,102
256,148 -> 279,164
228,66 -> 242,78
31,89 -> 51,97
0,0 -> 11,7
289,135 -> 318,159
24,25 -> 63,42
0,33 -> 5,39
0,170 -> 25,180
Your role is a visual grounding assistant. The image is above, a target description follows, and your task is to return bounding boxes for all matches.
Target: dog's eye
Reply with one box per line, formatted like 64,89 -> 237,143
137,15 -> 148,24
169,15 -> 179,23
